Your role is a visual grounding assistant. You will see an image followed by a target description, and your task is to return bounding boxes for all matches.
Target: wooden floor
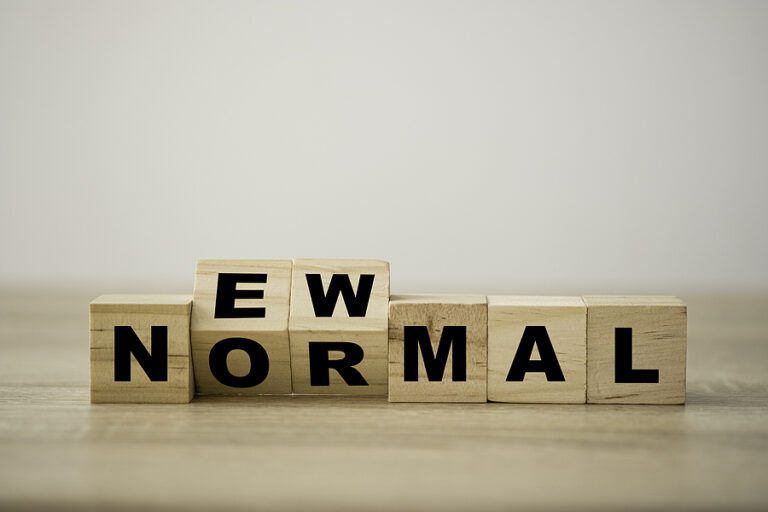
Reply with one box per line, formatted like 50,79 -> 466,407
1,288 -> 767,511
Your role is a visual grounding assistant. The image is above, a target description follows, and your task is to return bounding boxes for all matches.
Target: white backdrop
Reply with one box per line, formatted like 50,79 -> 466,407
1,1 -> 766,293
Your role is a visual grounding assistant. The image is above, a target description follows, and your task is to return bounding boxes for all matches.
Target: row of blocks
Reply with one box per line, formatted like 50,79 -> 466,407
90,259 -> 687,404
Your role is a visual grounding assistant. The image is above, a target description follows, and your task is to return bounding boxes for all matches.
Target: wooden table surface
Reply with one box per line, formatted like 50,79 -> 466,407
1,288 -> 767,511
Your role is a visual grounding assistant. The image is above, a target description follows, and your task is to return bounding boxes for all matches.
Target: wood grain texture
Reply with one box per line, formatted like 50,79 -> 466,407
289,259 -> 389,395
89,294 -> 193,403
2,289 -> 767,512
583,295 -> 687,404
191,260 -> 292,395
90,294 -> 193,314
487,296 -> 586,403
388,295 -> 487,402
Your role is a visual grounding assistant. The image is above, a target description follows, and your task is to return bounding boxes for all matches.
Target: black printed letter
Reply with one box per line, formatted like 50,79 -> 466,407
403,326 -> 466,382
114,326 -> 168,381
615,327 -> 659,383
214,273 -> 267,318
506,326 -> 565,382
305,274 -> 375,317
209,337 -> 270,387
308,342 -> 368,386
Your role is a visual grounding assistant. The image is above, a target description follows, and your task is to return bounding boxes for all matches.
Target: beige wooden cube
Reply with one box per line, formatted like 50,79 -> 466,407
191,259 -> 292,395
487,296 -> 586,403
289,258 -> 389,395
90,294 -> 193,403
583,296 -> 687,404
388,295 -> 487,402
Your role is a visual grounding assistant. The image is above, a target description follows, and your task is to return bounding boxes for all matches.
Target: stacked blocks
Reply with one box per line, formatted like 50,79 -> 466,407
90,294 -> 194,403
89,259 -> 687,404
190,260 -> 293,395
288,259 -> 390,395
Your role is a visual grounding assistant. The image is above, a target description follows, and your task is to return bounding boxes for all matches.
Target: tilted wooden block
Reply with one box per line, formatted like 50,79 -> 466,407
388,295 -> 487,402
583,296 -> 687,404
487,296 -> 586,404
289,258 -> 389,395
90,294 -> 193,403
191,260 -> 292,395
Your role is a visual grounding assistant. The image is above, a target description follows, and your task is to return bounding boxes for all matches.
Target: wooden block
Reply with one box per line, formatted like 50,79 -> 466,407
190,259 -> 292,395
90,294 -> 193,403
583,296 -> 687,404
289,258 -> 389,395
388,295 -> 487,402
487,296 -> 586,403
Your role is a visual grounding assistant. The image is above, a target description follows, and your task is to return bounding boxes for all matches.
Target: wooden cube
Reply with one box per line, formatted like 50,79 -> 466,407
90,294 -> 193,403
388,295 -> 487,402
190,259 -> 292,395
583,296 -> 687,404
289,258 -> 389,395
487,296 -> 586,403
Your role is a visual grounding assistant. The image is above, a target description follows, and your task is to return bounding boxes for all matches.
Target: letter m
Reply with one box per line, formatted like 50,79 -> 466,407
403,325 -> 467,382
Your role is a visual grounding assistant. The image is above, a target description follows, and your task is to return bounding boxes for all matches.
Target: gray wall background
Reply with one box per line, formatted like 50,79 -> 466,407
1,0 -> 766,293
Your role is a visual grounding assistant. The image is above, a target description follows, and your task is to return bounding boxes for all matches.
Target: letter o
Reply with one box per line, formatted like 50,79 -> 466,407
209,337 -> 270,388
